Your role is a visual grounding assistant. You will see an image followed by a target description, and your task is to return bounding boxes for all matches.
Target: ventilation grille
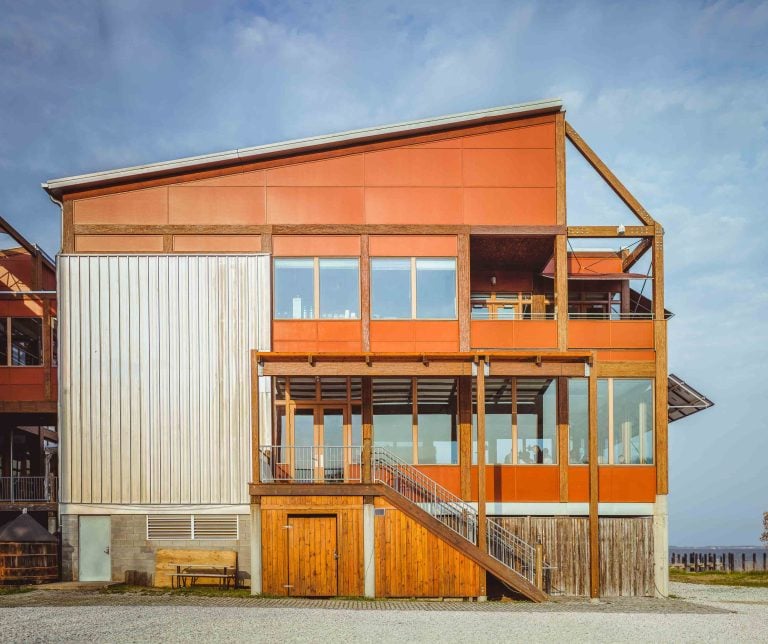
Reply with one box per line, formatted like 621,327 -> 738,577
146,515 -> 239,540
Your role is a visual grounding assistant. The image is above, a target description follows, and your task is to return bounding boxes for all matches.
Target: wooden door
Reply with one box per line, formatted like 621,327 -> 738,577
287,515 -> 338,596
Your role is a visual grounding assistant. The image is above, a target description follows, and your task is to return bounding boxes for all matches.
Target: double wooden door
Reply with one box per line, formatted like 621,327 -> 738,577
286,515 -> 338,596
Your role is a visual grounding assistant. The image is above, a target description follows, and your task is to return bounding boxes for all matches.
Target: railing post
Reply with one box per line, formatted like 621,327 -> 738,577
535,543 -> 544,590
10,476 -> 14,503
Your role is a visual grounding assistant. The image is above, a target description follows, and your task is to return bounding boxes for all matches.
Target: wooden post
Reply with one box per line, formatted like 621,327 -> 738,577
535,543 -> 544,590
555,235 -> 568,351
251,351 -> 261,485
43,299 -> 53,401
457,231 -> 471,352
588,358 -> 600,598
557,377 -> 569,502
476,357 -> 487,553
458,376 -> 472,501
361,234 -> 371,352
652,225 -> 668,495
362,377 -> 373,484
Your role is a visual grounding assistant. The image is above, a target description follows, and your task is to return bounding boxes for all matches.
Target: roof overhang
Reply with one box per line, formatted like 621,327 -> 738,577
668,373 -> 714,423
42,98 -> 563,197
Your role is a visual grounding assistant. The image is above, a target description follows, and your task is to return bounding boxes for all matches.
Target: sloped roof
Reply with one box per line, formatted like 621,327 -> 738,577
42,98 -> 563,195
0,512 -> 57,543
0,215 -> 54,271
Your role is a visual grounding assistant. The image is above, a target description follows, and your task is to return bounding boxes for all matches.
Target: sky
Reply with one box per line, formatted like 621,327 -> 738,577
1,0 -> 766,545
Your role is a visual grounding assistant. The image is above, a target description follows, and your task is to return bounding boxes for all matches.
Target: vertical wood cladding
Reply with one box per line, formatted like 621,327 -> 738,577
491,516 -> 654,596
373,499 -> 481,597
58,254 -> 270,505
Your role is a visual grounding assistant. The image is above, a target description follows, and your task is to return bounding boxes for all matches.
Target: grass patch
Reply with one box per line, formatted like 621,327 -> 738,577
100,584 -> 256,597
0,586 -> 33,595
670,569 -> 768,588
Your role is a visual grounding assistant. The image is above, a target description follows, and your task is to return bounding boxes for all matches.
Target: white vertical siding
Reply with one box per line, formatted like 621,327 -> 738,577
59,255 -> 270,505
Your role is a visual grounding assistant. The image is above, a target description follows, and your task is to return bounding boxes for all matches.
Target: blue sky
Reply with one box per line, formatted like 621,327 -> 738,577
1,0 -> 766,545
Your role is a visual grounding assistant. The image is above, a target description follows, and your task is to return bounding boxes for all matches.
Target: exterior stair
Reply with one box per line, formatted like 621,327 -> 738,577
372,447 -> 547,602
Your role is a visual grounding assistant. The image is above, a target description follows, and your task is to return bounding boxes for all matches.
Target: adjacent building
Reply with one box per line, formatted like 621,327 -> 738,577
43,99 -> 712,597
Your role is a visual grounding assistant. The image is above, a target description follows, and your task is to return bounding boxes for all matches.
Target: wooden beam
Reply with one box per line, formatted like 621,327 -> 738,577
361,377 -> 372,484
557,377 -> 569,502
565,122 -> 656,226
458,376 -> 472,501
260,232 -> 273,253
588,359 -> 600,598
555,234 -> 568,351
469,225 -> 565,236
0,401 -> 57,414
653,225 -> 668,495
62,200 -> 75,253
567,226 -> 655,238
594,361 -> 655,378
622,238 -> 653,271
556,112 -> 566,226
476,358 -> 487,554
458,232 -> 471,352
43,300 -> 52,401
251,351 -> 261,485
360,234 -> 371,352
162,234 -> 173,252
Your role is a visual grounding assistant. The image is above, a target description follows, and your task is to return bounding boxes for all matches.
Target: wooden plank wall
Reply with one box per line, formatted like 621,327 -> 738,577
492,516 -> 654,597
260,495 -> 364,597
373,499 -> 481,598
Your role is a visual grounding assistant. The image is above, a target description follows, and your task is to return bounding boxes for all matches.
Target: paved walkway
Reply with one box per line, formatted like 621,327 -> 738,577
0,587 -> 727,613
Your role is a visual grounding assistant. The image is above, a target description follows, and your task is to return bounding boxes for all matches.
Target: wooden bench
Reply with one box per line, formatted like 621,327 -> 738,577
154,549 -> 238,589
169,563 -> 237,589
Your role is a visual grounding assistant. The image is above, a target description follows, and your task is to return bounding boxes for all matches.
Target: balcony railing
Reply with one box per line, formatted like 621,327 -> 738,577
568,312 -> 653,320
260,446 -> 362,483
0,476 -> 58,503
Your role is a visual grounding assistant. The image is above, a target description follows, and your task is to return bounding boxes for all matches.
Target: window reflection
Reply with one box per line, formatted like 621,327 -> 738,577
274,258 -> 314,319
371,258 -> 411,319
416,259 -> 456,319
319,259 -> 359,319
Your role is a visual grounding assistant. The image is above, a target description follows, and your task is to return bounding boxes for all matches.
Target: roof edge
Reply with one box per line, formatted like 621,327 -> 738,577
43,98 -> 563,195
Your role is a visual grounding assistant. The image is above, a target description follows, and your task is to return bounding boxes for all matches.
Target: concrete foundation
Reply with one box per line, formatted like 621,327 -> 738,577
653,495 -> 669,598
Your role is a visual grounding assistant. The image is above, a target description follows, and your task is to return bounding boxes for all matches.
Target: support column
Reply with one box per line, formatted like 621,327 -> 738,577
458,376 -> 472,501
251,352 -> 261,485
458,230 -> 471,352
363,500 -> 376,598
653,494 -> 669,598
588,358 -> 600,599
362,378 -> 373,484
653,225 -> 668,496
250,500 -> 262,595
557,377 -> 569,502
476,357 -> 487,599
555,234 -> 568,351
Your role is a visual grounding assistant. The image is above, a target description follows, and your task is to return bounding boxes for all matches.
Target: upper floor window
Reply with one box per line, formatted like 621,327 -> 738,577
568,291 -> 622,320
598,378 -> 654,465
274,258 -> 360,320
471,292 -> 554,320
371,257 -> 456,320
0,317 -> 42,366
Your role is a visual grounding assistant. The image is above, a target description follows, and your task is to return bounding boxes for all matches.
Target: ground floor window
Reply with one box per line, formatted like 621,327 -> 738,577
598,378 -> 654,465
0,317 -> 43,366
472,377 -> 558,464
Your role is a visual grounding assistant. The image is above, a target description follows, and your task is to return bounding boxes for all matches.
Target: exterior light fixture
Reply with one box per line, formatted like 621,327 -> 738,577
617,224 -> 626,235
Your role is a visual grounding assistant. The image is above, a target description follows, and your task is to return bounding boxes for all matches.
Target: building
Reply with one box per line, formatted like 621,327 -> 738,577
0,216 -> 58,533
44,99 -> 712,597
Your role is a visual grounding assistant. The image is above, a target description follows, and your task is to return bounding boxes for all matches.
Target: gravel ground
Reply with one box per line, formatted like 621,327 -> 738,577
0,584 -> 765,643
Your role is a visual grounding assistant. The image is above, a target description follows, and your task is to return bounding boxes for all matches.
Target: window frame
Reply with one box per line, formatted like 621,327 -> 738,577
371,256 -> 458,321
273,256 -> 360,321
0,316 -> 44,367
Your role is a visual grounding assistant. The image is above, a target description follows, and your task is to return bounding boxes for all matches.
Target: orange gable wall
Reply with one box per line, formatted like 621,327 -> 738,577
68,115 -> 557,231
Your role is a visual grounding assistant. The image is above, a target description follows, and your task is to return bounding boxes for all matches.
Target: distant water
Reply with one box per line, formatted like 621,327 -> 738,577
670,546 -> 768,571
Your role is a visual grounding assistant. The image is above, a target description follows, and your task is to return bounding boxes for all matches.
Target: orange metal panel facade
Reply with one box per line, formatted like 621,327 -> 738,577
168,186 -> 266,224
569,320 -> 655,349
172,235 -> 262,253
470,320 -> 557,349
273,235 -> 361,257
75,234 -> 164,253
273,320 -> 363,353
369,235 -> 457,257
369,321 -> 459,352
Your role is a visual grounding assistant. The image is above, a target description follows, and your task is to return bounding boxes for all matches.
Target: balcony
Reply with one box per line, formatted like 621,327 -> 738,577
0,476 -> 58,503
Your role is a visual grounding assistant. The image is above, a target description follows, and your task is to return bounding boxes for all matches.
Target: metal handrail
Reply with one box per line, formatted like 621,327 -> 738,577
568,312 -> 653,320
259,446 -> 362,483
372,447 -> 537,586
0,476 -> 57,502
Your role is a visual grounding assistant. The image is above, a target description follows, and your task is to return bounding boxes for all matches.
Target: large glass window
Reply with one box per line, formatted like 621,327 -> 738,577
274,258 -> 314,319
598,378 -> 654,465
371,258 -> 411,319
373,378 -> 413,462
472,377 -> 558,464
416,378 -> 457,464
416,259 -> 456,319
371,257 -> 456,320
568,379 -> 589,464
319,259 -> 359,319
517,378 -> 557,464
3,318 -> 43,366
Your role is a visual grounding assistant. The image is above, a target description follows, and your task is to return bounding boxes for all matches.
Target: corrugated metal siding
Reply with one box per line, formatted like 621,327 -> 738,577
59,255 -> 270,505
